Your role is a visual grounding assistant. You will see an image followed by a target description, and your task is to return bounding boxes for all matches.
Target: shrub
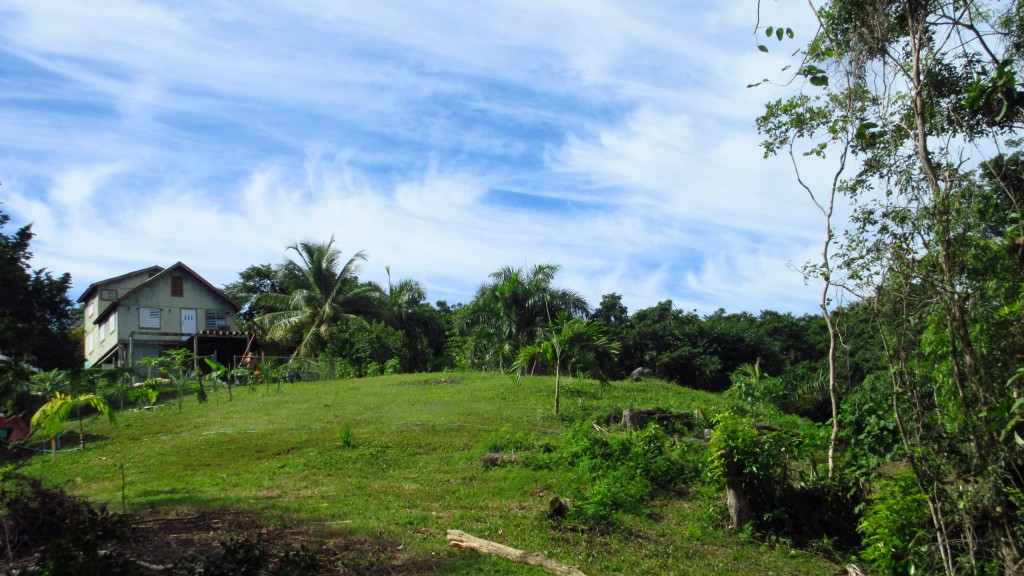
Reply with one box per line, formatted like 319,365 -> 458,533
0,467 -> 140,575
857,471 -> 932,576
532,422 -> 698,525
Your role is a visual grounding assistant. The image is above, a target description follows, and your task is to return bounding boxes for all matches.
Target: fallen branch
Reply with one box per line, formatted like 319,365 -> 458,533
129,514 -> 203,525
446,529 -> 588,576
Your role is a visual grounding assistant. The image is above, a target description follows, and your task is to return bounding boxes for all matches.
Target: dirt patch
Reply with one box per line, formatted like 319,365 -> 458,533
122,509 -> 438,574
1,471 -> 448,575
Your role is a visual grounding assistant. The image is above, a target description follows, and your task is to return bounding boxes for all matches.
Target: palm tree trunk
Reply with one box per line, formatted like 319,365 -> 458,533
554,365 -> 560,415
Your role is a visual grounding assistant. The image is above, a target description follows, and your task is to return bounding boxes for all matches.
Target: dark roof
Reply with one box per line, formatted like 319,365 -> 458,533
77,265 -> 164,303
93,262 -> 242,324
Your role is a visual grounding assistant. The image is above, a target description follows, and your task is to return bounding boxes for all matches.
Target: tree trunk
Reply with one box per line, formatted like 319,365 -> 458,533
554,364 -> 560,415
726,478 -> 753,530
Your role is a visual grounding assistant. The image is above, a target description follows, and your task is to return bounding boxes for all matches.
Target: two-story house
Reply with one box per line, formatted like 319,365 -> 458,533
78,263 -> 250,375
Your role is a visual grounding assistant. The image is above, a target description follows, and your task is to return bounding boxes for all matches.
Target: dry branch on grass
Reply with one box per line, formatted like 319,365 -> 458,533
446,529 -> 588,576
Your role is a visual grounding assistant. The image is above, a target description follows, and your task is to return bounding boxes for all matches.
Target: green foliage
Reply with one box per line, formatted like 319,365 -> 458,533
30,391 -> 114,444
137,348 -> 197,411
705,412 -> 788,489
193,380 -> 208,403
857,472 -> 932,576
460,263 -> 589,372
0,209 -> 80,372
322,318 -> 412,376
728,362 -> 786,411
839,372 -> 900,482
222,262 -> 290,329
338,423 -> 353,447
704,412 -> 793,524
254,238 -> 384,358
0,360 -> 34,415
619,304 -> 819,391
16,372 -> 845,574
756,0 -> 1024,569
127,383 -> 158,407
511,312 -> 619,415
29,369 -> 69,397
532,423 -> 696,525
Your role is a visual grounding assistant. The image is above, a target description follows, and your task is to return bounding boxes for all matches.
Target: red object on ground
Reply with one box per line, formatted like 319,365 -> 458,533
0,414 -> 31,442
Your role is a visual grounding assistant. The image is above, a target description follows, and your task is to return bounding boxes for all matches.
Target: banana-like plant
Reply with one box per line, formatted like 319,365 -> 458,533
31,391 -> 114,456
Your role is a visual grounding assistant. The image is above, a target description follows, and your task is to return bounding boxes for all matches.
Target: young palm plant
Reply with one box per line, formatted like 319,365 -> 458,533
31,391 -> 114,456
511,312 -> 619,415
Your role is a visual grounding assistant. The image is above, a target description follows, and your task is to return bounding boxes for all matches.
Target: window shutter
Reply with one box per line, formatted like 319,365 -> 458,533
205,310 -> 228,330
171,276 -> 184,297
140,307 -> 161,329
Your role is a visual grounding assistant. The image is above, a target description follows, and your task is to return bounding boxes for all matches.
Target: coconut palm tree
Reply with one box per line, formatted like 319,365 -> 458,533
255,238 -> 384,358
465,264 -> 590,372
379,265 -> 427,329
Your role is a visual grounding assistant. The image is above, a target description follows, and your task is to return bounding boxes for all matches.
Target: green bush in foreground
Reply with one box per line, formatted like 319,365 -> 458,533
525,422 -> 702,525
857,471 -> 932,576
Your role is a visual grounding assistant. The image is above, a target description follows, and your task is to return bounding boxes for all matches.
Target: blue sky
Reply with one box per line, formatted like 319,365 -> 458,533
1,1 -> 836,315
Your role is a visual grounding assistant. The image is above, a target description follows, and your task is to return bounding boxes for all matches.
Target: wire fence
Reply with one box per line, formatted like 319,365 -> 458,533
230,355 -> 362,382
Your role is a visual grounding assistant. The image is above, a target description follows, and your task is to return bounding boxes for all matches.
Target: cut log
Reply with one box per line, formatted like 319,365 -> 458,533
446,529 -> 588,576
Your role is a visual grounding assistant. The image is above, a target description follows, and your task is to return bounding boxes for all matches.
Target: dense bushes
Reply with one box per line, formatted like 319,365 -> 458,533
536,423 -> 699,524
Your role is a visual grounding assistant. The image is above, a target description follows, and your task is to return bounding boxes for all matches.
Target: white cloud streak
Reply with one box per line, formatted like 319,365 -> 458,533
1,1 -> 830,315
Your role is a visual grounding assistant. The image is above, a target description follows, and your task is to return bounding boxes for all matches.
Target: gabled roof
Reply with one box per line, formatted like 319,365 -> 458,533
77,265 -> 165,303
92,262 -> 242,324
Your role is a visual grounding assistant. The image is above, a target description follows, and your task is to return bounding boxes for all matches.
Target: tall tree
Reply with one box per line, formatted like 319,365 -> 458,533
757,1 -> 1024,571
0,208 -> 78,370
254,239 -> 384,358
462,264 -> 589,372
223,263 -> 289,328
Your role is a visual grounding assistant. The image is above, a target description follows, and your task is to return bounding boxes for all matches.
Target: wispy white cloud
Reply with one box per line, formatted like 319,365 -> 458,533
1,1 -> 831,315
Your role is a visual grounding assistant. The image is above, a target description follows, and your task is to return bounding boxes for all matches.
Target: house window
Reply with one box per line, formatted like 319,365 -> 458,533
171,276 -> 184,297
87,301 -> 96,318
100,321 -> 107,342
106,312 -> 117,337
87,332 -> 95,354
205,310 -> 229,330
100,288 -> 118,300
139,307 -> 161,329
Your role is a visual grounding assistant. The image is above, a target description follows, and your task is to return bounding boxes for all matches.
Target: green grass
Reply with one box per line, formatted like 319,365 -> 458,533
20,373 -> 840,575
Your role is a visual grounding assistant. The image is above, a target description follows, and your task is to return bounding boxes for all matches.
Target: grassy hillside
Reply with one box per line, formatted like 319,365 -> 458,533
18,373 -> 841,575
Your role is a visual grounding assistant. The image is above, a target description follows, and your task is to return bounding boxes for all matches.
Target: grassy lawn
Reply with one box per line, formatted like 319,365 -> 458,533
19,373 -> 841,575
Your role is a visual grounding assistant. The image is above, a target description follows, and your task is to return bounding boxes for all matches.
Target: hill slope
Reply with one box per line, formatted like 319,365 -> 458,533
19,373 -> 841,575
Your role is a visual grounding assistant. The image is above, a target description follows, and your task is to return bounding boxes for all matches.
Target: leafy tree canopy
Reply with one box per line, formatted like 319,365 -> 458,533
0,207 -> 78,370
